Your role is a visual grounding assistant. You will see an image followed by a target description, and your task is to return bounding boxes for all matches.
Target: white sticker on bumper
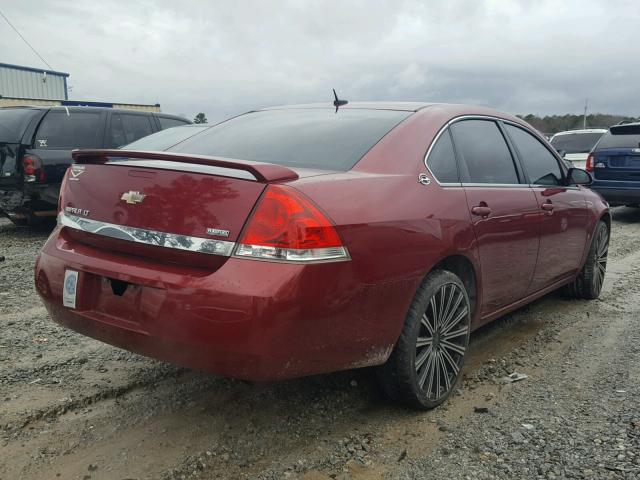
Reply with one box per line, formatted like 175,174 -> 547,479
63,270 -> 78,309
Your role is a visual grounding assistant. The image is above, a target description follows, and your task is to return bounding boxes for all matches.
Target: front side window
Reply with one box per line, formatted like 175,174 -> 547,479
34,111 -> 102,149
450,120 -> 519,184
426,129 -> 459,183
506,124 -> 562,186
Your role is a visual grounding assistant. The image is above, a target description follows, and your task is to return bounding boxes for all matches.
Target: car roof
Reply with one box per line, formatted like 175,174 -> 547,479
260,101 -> 436,112
552,129 -> 608,136
0,105 -> 163,115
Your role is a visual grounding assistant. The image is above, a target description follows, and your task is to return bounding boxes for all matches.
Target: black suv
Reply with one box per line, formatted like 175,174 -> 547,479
0,106 -> 191,224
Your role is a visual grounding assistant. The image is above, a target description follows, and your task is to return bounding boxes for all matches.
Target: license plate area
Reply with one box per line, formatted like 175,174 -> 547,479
80,272 -> 164,332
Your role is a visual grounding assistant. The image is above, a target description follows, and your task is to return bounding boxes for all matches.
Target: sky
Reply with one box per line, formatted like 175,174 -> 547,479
1,0 -> 638,122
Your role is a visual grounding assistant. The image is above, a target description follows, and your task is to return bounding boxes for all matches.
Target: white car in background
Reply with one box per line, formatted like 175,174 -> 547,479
550,129 -> 607,169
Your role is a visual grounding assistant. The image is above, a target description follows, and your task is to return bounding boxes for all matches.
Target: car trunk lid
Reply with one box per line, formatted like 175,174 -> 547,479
60,149 -> 301,269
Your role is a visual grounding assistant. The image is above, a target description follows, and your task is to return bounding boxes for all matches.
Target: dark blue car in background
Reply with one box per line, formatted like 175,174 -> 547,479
589,123 -> 640,207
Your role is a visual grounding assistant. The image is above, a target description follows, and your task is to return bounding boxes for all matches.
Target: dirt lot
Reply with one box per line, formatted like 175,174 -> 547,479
1,210 -> 639,480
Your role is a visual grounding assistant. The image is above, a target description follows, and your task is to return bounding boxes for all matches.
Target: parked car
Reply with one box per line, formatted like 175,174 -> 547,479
124,124 -> 209,151
589,123 -> 640,206
0,106 -> 191,225
35,102 -> 609,409
550,129 -> 607,169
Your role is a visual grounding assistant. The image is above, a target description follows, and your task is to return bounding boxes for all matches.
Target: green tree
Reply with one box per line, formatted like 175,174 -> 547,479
193,113 -> 208,124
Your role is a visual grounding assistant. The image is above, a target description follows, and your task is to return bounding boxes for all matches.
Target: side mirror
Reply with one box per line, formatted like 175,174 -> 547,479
567,167 -> 592,186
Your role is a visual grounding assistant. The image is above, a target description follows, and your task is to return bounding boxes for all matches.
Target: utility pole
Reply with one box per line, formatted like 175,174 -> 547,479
583,98 -> 588,129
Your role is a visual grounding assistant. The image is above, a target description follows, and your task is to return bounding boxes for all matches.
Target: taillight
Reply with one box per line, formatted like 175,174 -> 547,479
234,185 -> 349,262
22,155 -> 45,182
585,153 -> 594,172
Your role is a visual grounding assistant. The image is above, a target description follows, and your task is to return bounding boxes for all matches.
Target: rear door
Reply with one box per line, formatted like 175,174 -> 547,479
503,123 -> 588,290
28,109 -> 106,184
107,112 -> 156,148
592,126 -> 640,182
450,119 -> 541,315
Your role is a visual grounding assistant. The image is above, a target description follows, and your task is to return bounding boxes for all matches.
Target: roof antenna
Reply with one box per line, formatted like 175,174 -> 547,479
333,89 -> 348,113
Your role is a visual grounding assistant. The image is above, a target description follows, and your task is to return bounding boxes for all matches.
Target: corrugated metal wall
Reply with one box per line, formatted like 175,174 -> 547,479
0,65 -> 67,100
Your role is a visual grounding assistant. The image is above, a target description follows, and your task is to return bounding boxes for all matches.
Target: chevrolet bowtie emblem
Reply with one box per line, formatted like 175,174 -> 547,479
120,191 -> 146,204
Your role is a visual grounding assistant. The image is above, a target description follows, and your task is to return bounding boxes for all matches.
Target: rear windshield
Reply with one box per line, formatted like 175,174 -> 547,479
124,125 -> 208,151
168,109 -> 412,170
35,111 -> 102,149
0,108 -> 40,143
550,132 -> 604,154
596,128 -> 640,150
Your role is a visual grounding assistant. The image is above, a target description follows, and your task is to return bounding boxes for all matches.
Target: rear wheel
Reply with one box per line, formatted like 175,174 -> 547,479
377,270 -> 471,410
563,221 -> 609,299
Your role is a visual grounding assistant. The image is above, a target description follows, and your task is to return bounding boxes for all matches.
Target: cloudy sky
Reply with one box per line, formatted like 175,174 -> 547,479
1,0 -> 638,121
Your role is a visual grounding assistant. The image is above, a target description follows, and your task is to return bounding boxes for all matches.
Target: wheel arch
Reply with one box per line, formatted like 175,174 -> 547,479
600,210 -> 612,232
428,254 -> 479,320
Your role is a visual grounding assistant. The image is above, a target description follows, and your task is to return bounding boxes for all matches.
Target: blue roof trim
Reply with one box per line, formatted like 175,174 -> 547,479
0,62 -> 70,77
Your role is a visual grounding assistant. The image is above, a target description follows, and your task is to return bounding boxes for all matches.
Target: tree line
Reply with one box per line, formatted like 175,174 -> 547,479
517,113 -> 638,135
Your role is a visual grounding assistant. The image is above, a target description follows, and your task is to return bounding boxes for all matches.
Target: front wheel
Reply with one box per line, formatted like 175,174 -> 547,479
377,270 -> 471,410
563,220 -> 609,299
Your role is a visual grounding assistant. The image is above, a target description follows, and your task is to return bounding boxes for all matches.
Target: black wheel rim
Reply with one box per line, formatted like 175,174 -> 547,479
415,283 -> 469,401
594,226 -> 609,293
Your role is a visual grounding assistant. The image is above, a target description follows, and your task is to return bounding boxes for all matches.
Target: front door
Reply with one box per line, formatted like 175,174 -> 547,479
502,123 -> 588,291
450,119 -> 541,315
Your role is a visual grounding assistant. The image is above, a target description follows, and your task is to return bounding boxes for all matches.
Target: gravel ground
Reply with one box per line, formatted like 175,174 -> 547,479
1,208 -> 639,480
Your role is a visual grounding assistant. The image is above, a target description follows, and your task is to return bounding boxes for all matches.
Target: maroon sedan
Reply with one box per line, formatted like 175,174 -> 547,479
35,102 -> 609,409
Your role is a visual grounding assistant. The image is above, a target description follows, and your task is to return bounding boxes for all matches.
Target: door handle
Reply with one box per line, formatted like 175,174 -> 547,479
541,202 -> 554,214
471,205 -> 492,217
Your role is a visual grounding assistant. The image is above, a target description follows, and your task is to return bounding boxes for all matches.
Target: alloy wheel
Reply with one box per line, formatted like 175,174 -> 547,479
593,225 -> 609,293
415,283 -> 470,401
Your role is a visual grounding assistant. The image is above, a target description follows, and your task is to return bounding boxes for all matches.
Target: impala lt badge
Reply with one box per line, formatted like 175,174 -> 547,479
121,191 -> 146,204
65,206 -> 90,217
207,227 -> 230,237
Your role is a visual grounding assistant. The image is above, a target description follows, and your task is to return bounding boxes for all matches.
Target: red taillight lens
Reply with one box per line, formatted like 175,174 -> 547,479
585,153 -> 594,172
235,185 -> 348,262
22,155 -> 45,182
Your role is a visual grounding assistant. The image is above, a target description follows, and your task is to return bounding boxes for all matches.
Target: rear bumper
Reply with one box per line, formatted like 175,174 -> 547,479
35,227 -> 410,381
591,180 -> 640,205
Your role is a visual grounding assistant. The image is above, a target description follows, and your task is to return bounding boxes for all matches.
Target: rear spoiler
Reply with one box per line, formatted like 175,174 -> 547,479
71,149 -> 299,183
610,124 -> 640,136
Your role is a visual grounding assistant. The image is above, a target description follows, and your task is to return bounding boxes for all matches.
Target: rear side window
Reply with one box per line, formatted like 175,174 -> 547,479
450,120 -> 519,184
158,116 -> 190,129
34,111 -> 102,149
505,125 -> 562,186
426,129 -> 459,183
0,108 -> 40,143
169,109 -> 412,170
109,113 -> 155,148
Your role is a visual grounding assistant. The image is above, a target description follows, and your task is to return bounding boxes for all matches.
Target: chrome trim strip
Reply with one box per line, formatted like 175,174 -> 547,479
59,213 -> 236,256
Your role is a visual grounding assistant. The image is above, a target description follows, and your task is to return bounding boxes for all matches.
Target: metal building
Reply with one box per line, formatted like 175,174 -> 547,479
0,62 -> 69,100
0,62 -> 161,112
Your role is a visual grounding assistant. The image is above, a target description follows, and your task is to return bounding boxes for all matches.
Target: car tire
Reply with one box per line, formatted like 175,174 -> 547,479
377,269 -> 471,410
563,221 -> 609,299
